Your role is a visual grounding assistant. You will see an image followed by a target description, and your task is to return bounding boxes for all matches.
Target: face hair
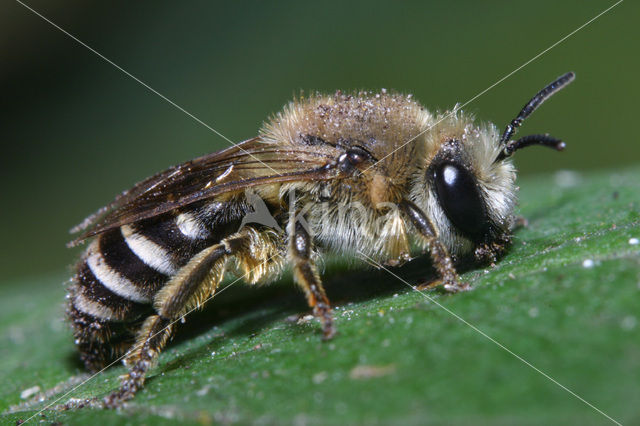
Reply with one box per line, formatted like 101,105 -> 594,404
496,72 -> 575,161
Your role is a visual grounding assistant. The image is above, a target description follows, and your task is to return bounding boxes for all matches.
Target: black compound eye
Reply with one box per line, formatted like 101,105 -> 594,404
434,162 -> 488,241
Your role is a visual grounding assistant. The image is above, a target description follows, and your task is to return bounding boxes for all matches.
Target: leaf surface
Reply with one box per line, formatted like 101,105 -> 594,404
2,167 -> 639,425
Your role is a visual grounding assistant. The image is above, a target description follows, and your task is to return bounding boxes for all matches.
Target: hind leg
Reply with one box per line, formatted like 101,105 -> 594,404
103,314 -> 173,407
103,239 -> 238,407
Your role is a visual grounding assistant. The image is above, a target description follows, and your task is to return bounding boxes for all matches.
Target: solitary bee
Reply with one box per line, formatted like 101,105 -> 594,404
67,72 -> 575,406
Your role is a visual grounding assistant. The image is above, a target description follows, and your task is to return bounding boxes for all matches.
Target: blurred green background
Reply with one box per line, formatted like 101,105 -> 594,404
1,0 -> 638,281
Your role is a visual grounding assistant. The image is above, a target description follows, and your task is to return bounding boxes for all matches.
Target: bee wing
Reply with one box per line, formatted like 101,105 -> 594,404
69,137 -> 339,246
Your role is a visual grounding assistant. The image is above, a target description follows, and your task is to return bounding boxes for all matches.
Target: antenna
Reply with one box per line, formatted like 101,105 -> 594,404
500,72 -> 575,144
496,72 -> 575,161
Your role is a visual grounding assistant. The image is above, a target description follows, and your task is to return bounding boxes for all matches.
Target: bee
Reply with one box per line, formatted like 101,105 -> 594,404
67,72 -> 575,406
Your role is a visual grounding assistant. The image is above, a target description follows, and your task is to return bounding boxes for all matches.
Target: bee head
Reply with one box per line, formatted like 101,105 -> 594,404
414,72 -> 574,258
424,130 -> 516,256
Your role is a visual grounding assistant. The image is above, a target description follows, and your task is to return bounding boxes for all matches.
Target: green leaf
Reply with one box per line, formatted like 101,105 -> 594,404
2,167 -> 639,425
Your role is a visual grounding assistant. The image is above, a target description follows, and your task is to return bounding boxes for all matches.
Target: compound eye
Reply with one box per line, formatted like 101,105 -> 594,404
434,162 -> 488,241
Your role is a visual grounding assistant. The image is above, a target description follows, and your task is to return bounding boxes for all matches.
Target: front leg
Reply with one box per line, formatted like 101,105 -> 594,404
288,213 -> 335,339
400,200 -> 470,292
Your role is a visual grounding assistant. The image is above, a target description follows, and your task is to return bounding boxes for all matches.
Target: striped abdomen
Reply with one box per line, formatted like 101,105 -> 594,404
68,202 -> 243,371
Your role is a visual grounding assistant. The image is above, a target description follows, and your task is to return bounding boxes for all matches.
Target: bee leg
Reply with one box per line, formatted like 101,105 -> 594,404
288,215 -> 335,339
103,314 -> 173,408
415,279 -> 445,291
400,200 -> 470,293
103,240 -> 241,407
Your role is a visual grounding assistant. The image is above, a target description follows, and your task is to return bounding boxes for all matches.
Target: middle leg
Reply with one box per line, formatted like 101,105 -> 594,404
288,214 -> 335,339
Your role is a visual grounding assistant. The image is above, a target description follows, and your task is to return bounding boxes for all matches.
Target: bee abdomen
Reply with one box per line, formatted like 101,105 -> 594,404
67,302 -> 140,371
68,234 -> 155,370
68,204 -> 242,370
